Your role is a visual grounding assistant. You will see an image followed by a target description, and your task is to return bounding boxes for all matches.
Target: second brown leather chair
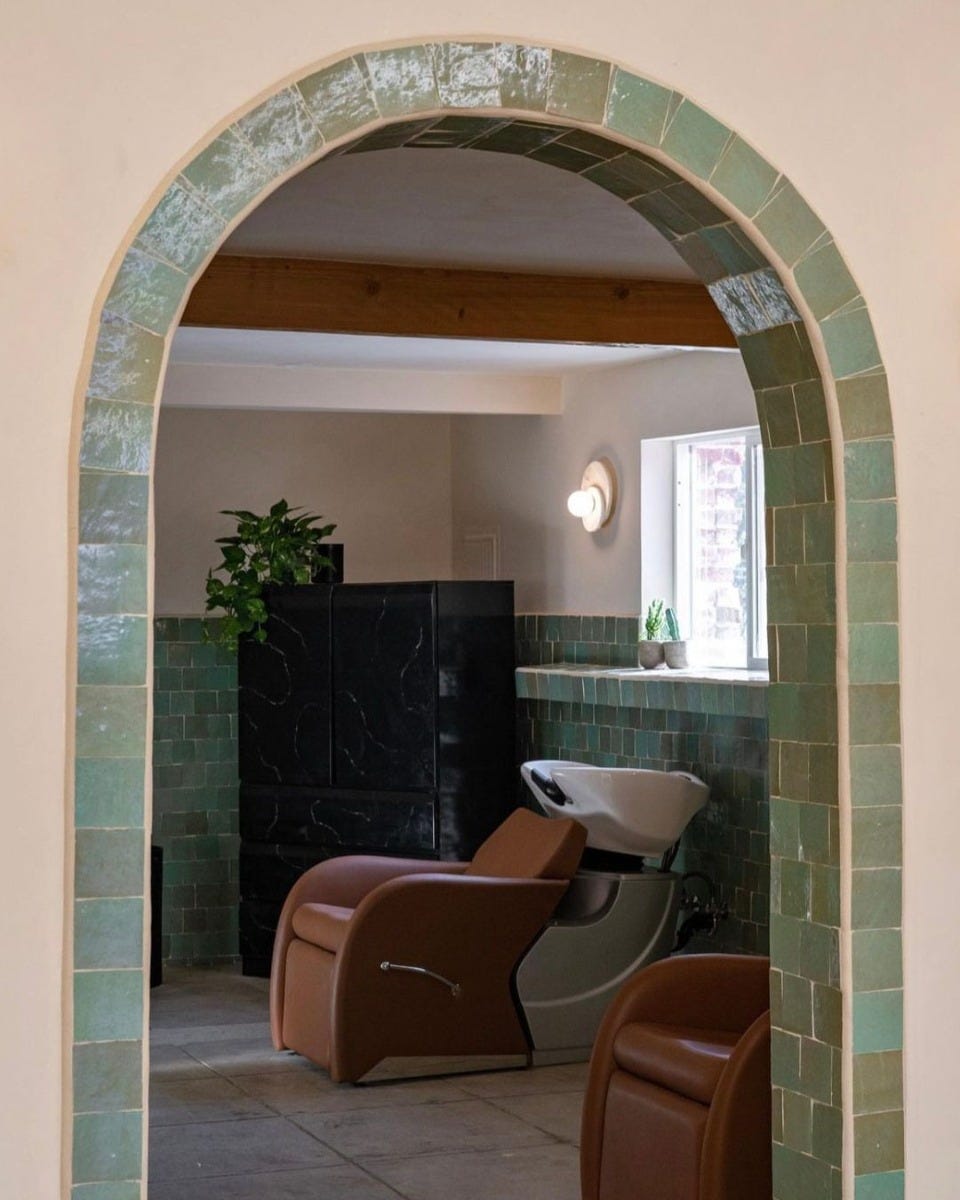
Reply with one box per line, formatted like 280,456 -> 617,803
270,807 -> 586,1082
581,954 -> 772,1200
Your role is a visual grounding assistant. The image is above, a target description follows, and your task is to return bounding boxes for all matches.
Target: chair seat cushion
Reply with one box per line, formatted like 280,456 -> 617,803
292,903 -> 354,953
612,1021 -> 741,1106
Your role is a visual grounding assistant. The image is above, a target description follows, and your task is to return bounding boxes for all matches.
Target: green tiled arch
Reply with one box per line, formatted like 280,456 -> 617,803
72,41 -> 902,1200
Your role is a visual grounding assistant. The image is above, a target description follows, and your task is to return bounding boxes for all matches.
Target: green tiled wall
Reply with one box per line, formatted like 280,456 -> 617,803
72,41 -> 904,1200
153,619 -> 239,964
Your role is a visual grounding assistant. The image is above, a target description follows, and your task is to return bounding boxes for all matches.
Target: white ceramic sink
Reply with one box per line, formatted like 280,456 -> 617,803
521,759 -> 708,858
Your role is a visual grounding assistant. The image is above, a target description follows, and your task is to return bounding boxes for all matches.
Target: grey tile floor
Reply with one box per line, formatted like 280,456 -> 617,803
148,966 -> 584,1199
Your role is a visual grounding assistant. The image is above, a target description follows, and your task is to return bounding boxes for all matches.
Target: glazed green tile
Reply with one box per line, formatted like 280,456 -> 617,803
854,1172 -> 905,1200
793,239 -> 860,321
774,507 -> 804,565
662,180 -> 727,228
778,858 -> 810,920
72,1183 -> 141,1200
852,868 -> 901,931
781,1089 -> 812,1152
587,153 -> 672,200
847,501 -> 897,563
364,46 -> 440,118
797,802 -> 833,866
700,222 -> 767,278
74,970 -> 143,1042
853,929 -> 902,991
605,68 -> 672,144
755,179 -> 826,267
779,739 -> 809,801
80,400 -> 153,474
821,305 -> 882,379
661,99 -> 731,180
87,315 -> 163,406
739,323 -> 818,391
844,440 -> 895,502
181,128 -> 271,221
855,1110 -> 903,1174
848,624 -> 899,685
764,448 -> 796,507
297,57 -> 379,142
812,1101 -> 843,1167
770,913 -> 801,976
853,990 -> 903,1053
758,385 -> 800,448
547,52 -> 610,123
809,743 -> 838,807
803,625 -> 835,685
75,899 -> 143,969
431,42 -> 499,108
804,504 -> 835,565
78,545 -> 147,616
235,87 -> 322,174
847,563 -> 898,623
772,1142 -> 836,1200
799,1034 -> 834,1104
850,745 -> 902,807
79,473 -> 149,545
836,373 -> 893,441
851,806 -> 902,870
495,43 -> 551,111
75,758 -> 144,829
671,230 -> 729,284
103,247 -> 188,335
794,441 -> 831,504
771,798 -> 800,857
633,190 -> 702,239
779,971 -> 812,1036
133,177 -> 226,274
76,829 -> 144,898
800,920 -> 839,988
813,983 -> 843,1046
709,135 -> 778,217
76,685 -> 147,758
795,379 -> 831,443
771,1028 -> 801,1091
849,685 -> 900,746
811,863 -> 841,926
76,619 -> 145,686
74,1040 -> 142,1113
73,1110 -> 141,1184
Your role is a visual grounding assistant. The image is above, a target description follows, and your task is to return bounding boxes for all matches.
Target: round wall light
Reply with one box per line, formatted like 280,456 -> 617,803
566,458 -> 617,532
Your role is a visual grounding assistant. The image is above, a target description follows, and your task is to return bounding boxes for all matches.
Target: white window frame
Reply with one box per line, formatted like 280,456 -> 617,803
673,427 -> 768,671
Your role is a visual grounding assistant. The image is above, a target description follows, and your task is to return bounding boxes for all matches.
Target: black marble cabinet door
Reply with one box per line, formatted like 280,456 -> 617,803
238,585 -> 332,787
332,584 -> 437,791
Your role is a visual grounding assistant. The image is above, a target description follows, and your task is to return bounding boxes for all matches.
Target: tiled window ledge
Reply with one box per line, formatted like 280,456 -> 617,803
516,664 -> 768,718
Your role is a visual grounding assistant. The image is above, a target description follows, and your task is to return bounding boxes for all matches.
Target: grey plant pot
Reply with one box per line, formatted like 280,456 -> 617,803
637,640 -> 665,669
664,640 -> 689,669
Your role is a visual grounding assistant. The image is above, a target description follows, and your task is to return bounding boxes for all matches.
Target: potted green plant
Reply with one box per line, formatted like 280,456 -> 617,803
204,499 -> 337,651
638,599 -> 665,669
663,606 -> 689,669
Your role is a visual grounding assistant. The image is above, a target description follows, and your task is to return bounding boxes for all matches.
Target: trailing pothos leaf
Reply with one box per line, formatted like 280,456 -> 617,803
204,499 -> 337,651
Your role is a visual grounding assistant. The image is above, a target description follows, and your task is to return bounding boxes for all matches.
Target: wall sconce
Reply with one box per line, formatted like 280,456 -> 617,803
566,458 -> 617,532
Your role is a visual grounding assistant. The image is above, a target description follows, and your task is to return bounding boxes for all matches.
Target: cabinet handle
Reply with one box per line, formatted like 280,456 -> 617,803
379,960 -> 462,998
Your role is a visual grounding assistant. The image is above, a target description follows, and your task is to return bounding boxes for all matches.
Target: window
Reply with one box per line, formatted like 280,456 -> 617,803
673,428 -> 767,670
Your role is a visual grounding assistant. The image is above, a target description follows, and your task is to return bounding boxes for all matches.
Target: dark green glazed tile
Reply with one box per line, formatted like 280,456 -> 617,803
771,1027 -> 801,1091
813,983 -> 842,1047
852,868 -> 901,930
851,807 -> 902,869
795,379 -> 831,443
853,989 -> 903,1053
76,686 -> 147,758
469,120 -> 562,155
821,306 -> 882,379
235,87 -> 322,174
700,222 -> 767,277
72,1183 -> 141,1200
804,504 -> 836,565
75,758 -> 144,829
782,1089 -> 812,1152
87,315 -> 163,406
78,473 -> 149,545
73,1110 -> 141,1184
663,180 -> 727,228
431,42 -> 499,108
661,99 -> 731,179
779,972 -> 812,1036
80,400 -> 153,474
799,1033 -> 834,1103
133,177 -> 226,274
605,68 -> 672,145
755,180 -> 826,267
812,1101 -> 843,1166
773,507 -> 804,566
547,52 -> 610,123
847,501 -> 897,563
759,386 -> 800,448
496,43 -> 551,111
854,1110 -> 903,1174
529,140 -> 604,173
811,863 -> 841,926
794,239 -> 860,321
74,1040 -> 142,1113
844,441 -> 895,502
78,545 -> 148,616
850,745 -> 902,807
74,969 -> 143,1042
182,128 -> 271,221
297,57 -> 379,142
364,45 -> 440,118
854,1171 -> 904,1200
709,136 -> 779,217
103,247 -> 188,335
76,829 -> 145,898
739,323 -> 818,391
75,898 -> 143,969
849,684 -> 900,746
849,624 -> 899,685
78,615 -> 147,686
852,929 -> 902,991
837,373 -> 893,441
772,1142 -> 836,1200
847,563 -> 899,623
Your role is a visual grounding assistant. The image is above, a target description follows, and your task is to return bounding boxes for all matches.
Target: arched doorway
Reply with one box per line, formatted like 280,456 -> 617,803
72,41 -> 902,1198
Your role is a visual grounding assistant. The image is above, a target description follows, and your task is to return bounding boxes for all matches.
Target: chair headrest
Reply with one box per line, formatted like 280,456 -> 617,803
465,808 -> 587,880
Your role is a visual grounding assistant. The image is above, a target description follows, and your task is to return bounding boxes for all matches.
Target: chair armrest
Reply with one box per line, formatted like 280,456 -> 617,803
269,855 -> 467,1048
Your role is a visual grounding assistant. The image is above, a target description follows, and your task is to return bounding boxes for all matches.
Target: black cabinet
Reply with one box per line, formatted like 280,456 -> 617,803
238,580 -> 515,976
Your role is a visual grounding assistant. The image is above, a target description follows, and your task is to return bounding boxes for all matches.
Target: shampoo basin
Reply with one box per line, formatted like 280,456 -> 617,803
521,759 -> 708,858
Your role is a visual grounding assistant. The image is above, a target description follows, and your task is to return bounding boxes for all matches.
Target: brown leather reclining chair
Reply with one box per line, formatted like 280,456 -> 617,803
581,954 -> 771,1200
270,808 -> 587,1082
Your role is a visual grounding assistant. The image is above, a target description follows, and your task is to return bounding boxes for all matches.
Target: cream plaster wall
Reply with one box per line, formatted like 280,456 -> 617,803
451,351 -> 755,611
155,408 -> 455,614
3,3 -> 960,1194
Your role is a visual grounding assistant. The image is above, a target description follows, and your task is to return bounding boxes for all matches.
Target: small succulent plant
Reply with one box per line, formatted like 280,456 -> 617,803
643,599 -> 665,641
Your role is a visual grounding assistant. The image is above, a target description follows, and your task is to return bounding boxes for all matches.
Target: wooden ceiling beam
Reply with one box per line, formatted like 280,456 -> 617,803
181,255 -> 737,348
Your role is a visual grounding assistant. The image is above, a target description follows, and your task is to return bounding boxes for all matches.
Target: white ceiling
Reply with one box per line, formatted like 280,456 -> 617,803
223,148 -> 697,279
